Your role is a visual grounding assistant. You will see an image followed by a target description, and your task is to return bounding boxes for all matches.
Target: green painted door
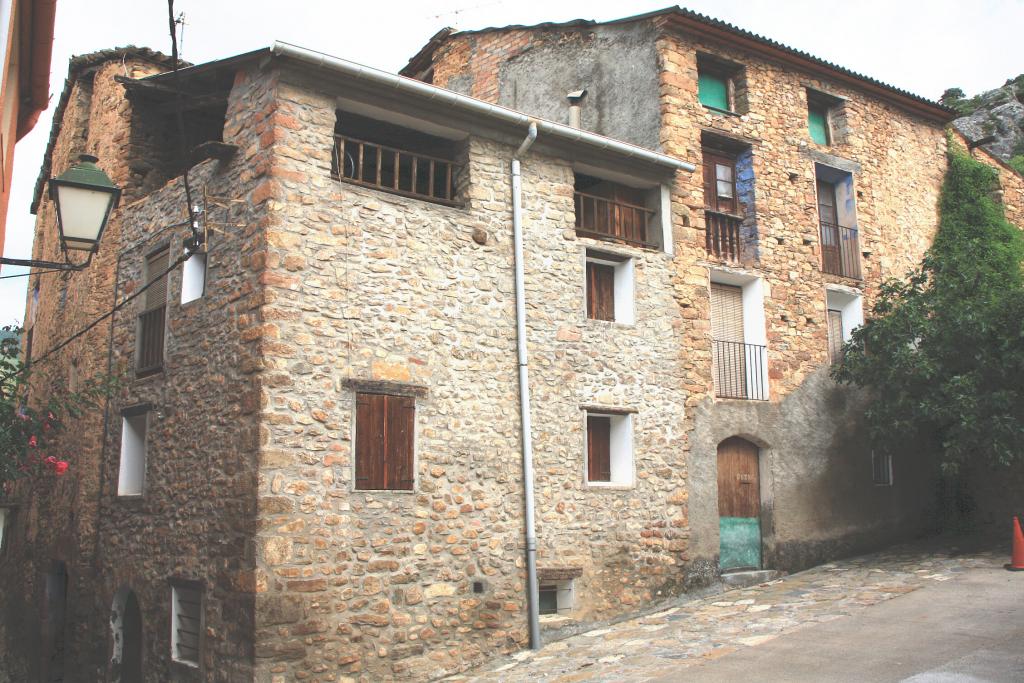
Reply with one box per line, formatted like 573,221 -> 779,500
718,437 -> 761,571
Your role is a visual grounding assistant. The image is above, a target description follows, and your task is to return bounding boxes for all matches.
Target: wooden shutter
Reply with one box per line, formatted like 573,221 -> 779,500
702,150 -> 737,215
145,249 -> 169,310
817,179 -> 838,225
711,284 -> 746,398
356,393 -> 414,490
808,105 -> 830,145
586,262 -> 615,321
827,309 -> 844,364
385,395 -> 415,490
587,415 -> 611,482
698,71 -> 729,110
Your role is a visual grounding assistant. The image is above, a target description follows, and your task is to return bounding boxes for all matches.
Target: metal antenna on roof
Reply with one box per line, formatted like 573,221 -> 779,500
167,1 -> 202,253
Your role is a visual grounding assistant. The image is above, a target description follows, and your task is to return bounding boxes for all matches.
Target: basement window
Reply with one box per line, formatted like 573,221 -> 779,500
538,580 -> 574,616
117,407 -> 148,497
872,451 -> 893,486
698,54 -> 748,114
333,111 -> 461,206
585,411 -> 634,486
585,250 -> 634,324
171,582 -> 203,667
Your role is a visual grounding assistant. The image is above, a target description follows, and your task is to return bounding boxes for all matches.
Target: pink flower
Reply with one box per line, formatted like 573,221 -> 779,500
45,456 -> 57,465
28,435 -> 38,448
54,461 -> 69,475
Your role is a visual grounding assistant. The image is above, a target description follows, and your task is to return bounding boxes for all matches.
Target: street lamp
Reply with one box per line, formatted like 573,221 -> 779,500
1,154 -> 121,271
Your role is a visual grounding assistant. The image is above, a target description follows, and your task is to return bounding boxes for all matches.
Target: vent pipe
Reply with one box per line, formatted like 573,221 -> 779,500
567,89 -> 588,129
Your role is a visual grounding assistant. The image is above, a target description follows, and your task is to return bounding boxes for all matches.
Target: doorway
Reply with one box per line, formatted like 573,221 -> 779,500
717,437 -> 762,571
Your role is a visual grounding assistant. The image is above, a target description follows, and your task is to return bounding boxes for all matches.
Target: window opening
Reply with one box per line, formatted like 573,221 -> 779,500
355,392 -> 415,490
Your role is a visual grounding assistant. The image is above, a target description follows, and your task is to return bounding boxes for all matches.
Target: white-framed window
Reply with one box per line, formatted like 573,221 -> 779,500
117,408 -> 148,497
171,583 -> 202,667
825,287 -> 863,364
872,451 -> 893,486
585,411 -> 634,486
538,579 -> 575,616
180,247 -> 207,304
710,270 -> 769,400
584,250 -> 634,324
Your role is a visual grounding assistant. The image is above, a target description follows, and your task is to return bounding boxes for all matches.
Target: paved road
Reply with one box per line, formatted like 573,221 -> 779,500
445,539 -> 1023,682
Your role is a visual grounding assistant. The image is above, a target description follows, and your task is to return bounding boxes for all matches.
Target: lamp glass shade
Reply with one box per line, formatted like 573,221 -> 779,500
49,155 -> 121,253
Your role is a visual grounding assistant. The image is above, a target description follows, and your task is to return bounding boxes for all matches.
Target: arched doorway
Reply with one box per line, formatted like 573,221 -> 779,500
110,587 -> 143,682
717,437 -> 761,571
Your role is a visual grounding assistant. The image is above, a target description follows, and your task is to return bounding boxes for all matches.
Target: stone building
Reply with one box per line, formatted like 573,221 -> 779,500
0,7 -> 1021,683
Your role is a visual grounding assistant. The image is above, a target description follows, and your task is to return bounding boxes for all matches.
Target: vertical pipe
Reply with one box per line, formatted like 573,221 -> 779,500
511,122 -> 540,650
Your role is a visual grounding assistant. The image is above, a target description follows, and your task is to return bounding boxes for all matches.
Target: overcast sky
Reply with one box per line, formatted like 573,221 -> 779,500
2,0 -> 1022,326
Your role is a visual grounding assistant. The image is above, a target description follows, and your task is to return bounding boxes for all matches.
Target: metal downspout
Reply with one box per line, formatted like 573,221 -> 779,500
512,121 -> 541,649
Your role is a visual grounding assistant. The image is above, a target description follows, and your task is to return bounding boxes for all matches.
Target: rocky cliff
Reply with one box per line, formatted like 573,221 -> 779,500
944,76 -> 1024,173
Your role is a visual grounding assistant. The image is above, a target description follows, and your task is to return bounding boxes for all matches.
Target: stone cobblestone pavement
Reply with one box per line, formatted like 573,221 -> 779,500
442,540 -> 1003,682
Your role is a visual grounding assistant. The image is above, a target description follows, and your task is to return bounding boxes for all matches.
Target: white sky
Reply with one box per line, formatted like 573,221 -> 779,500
2,0 -> 1022,326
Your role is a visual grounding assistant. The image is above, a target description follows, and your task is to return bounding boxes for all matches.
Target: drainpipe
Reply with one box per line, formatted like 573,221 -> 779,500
511,121 -> 540,650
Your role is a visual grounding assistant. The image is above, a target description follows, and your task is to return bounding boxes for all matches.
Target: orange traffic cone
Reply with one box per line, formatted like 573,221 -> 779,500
1007,516 -> 1024,572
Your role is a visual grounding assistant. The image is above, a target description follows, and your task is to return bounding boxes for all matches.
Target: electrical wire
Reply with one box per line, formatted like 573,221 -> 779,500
0,269 -> 66,279
167,1 -> 198,243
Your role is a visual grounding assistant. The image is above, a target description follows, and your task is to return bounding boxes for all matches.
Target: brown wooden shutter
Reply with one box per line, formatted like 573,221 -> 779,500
586,262 -> 615,321
355,393 -> 386,489
702,150 -> 737,214
827,309 -> 844,364
587,415 -> 611,482
146,249 -> 169,310
385,395 -> 415,490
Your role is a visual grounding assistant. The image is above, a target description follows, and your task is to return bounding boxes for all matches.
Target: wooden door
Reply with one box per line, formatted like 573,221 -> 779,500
817,179 -> 841,273
717,437 -> 761,570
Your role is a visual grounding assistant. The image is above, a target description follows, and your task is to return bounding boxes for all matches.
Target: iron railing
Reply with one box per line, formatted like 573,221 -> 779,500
332,135 -> 459,206
574,191 -> 656,248
705,210 -> 742,261
712,339 -> 768,401
137,306 -> 165,375
819,221 -> 861,279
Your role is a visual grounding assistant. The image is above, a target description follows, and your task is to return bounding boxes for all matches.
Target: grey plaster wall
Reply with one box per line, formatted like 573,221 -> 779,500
687,367 -> 936,578
494,23 -> 662,149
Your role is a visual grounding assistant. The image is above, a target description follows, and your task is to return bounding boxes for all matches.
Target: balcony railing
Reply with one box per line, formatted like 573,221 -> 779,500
137,305 -> 166,375
332,135 -> 459,206
574,192 -> 656,248
820,221 -> 861,279
705,210 -> 742,261
712,339 -> 768,401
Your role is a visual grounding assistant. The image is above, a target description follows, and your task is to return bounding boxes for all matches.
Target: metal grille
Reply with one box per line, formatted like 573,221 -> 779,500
820,221 -> 862,279
172,585 -> 202,666
574,192 -> 656,247
332,135 -> 459,206
712,340 -> 768,401
705,210 -> 742,261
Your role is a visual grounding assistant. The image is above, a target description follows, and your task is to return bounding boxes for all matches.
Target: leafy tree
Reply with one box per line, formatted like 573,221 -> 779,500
832,136 -> 1024,474
939,87 -> 965,107
0,325 -> 113,484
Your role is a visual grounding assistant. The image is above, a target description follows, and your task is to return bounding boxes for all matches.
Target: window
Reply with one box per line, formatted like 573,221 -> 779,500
825,289 -> 864,365
872,451 -> 893,486
334,110 -> 461,206
117,408 -> 148,497
710,274 -> 769,401
181,247 -> 206,304
355,393 -> 415,490
171,583 -> 202,667
585,251 -> 634,324
0,507 -> 10,553
585,411 -> 633,486
538,580 -> 574,616
697,54 -> 746,113
816,165 -> 861,279
806,89 -> 846,145
574,173 -> 659,249
137,248 -> 168,375
701,133 -> 754,262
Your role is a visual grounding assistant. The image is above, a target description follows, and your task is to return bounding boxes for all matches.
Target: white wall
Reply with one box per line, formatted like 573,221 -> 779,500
826,287 -> 863,341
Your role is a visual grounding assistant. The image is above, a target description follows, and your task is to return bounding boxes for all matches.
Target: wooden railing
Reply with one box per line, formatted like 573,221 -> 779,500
705,210 -> 742,261
332,135 -> 459,206
574,191 -> 656,248
820,221 -> 861,279
712,339 -> 768,401
137,306 -> 165,375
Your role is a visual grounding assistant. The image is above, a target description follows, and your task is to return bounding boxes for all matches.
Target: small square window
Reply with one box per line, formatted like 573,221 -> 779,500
697,54 -> 747,114
585,251 -> 634,324
586,412 -> 633,486
807,89 -> 846,146
171,583 -> 202,667
872,451 -> 893,486
355,393 -> 415,490
538,580 -> 574,616
118,409 -> 148,497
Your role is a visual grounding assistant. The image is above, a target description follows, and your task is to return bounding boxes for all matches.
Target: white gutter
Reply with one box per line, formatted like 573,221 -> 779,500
269,41 -> 695,174
511,122 -> 541,650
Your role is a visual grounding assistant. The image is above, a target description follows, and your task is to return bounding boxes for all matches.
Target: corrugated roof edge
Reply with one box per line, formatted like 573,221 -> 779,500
398,5 -> 955,123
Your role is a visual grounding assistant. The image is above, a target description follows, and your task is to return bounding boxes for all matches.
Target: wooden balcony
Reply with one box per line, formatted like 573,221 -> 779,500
705,210 -> 742,261
332,135 -> 459,206
574,191 -> 656,248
